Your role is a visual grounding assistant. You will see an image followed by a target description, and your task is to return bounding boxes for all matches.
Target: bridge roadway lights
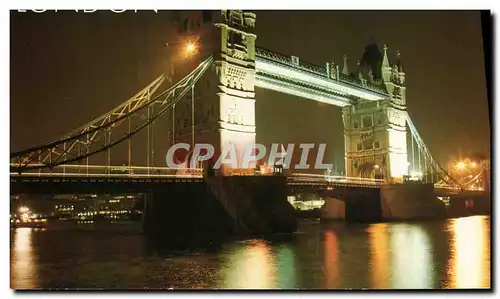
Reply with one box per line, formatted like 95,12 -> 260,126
9,175 -> 204,195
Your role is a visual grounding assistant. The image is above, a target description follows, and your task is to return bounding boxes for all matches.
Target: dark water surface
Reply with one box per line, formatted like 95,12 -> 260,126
10,216 -> 490,289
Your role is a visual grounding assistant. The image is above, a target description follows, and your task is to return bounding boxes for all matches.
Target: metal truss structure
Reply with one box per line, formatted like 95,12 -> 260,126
11,56 -> 214,174
405,111 -> 461,187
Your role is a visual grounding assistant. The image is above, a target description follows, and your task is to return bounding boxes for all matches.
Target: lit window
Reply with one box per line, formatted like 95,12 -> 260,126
374,141 -> 381,149
353,122 -> 359,129
357,143 -> 363,151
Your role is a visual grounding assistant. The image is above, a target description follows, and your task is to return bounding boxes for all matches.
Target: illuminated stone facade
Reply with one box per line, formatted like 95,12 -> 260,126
174,10 -> 256,175
215,10 -> 257,175
175,11 -> 408,179
343,45 -> 408,182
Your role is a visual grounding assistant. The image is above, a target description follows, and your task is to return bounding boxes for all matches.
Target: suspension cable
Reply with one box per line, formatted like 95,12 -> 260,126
11,56 -> 214,173
405,111 -> 460,186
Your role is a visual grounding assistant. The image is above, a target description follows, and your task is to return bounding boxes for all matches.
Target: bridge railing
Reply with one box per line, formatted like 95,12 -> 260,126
337,72 -> 387,94
434,182 -> 484,192
9,164 -> 204,179
256,47 -> 328,77
288,173 -> 384,185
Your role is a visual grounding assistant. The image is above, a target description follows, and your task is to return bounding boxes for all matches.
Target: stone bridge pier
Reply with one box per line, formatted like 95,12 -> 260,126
142,176 -> 297,248
320,187 -> 382,222
292,183 -> 448,222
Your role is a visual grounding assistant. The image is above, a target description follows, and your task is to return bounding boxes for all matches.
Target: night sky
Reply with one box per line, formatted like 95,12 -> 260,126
10,10 -> 490,169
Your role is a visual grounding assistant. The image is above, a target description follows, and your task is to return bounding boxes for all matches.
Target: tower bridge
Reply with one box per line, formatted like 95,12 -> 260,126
10,10 -> 457,184
10,10 -> 488,242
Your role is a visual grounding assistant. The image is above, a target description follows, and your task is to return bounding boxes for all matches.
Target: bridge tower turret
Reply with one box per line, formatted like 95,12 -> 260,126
342,55 -> 349,75
396,51 -> 406,100
343,43 -> 409,183
382,47 -> 408,181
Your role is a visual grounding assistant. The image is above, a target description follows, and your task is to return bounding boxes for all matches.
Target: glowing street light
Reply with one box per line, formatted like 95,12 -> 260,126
165,39 -> 199,60
471,161 -> 477,168
186,42 -> 196,54
183,41 -> 199,59
456,161 -> 466,170
18,206 -> 29,214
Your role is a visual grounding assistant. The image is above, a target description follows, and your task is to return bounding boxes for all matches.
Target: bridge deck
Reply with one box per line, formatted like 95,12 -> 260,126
11,172 -> 485,197
255,47 -> 388,105
10,172 -> 382,195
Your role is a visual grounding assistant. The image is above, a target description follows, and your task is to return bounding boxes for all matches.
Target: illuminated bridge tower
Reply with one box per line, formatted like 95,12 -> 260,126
214,10 -> 257,175
174,10 -> 257,175
343,44 -> 408,183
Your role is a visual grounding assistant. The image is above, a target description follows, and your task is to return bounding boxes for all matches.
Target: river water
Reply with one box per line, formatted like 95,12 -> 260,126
10,215 -> 490,290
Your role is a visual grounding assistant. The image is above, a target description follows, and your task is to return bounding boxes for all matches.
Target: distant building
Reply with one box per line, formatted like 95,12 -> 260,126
52,194 -> 141,220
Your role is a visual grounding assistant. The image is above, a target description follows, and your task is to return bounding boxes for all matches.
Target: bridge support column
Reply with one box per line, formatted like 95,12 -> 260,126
380,183 -> 446,220
319,187 -> 383,222
142,176 -> 297,248
142,182 -> 235,248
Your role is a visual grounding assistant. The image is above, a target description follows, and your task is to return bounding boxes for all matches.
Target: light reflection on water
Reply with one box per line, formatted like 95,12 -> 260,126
10,228 -> 37,289
10,216 -> 490,289
368,223 -> 389,289
389,224 -> 433,289
220,240 -> 276,289
275,244 -> 296,288
323,230 -> 340,288
448,216 -> 490,288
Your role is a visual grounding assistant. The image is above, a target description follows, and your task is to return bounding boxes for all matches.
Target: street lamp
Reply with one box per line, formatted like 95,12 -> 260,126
185,42 -> 196,55
456,161 -> 466,170
166,39 -> 199,60
165,38 -> 200,153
